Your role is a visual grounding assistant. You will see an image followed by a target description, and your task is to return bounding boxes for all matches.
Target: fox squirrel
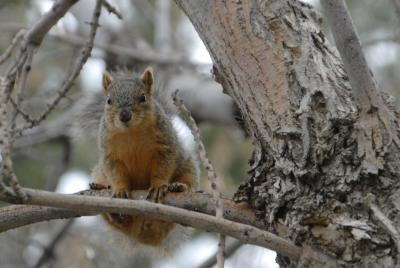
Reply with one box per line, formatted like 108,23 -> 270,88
87,67 -> 199,247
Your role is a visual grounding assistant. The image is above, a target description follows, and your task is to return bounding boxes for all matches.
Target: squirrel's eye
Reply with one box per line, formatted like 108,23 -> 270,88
139,94 -> 146,103
107,97 -> 112,105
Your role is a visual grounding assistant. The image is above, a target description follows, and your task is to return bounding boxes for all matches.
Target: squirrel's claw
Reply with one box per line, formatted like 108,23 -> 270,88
147,183 -> 189,202
147,185 -> 168,203
112,190 -> 130,199
168,182 -> 189,193
89,182 -> 110,190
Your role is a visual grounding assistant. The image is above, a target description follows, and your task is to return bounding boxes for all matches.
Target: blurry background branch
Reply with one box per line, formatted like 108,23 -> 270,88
49,32 -> 194,65
34,219 -> 74,268
199,239 -> 242,268
102,0 -> 122,19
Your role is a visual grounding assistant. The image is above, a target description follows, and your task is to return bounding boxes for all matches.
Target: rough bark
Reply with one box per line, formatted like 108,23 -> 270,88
174,0 -> 400,267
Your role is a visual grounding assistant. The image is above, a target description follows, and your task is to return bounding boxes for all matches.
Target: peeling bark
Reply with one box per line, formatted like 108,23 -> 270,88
175,0 -> 400,267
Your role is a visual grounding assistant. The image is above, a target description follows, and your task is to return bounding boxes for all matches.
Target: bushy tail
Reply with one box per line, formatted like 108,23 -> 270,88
152,79 -> 178,118
70,91 -> 104,140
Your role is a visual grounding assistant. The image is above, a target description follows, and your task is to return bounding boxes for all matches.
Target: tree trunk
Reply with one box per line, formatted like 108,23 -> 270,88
174,0 -> 400,267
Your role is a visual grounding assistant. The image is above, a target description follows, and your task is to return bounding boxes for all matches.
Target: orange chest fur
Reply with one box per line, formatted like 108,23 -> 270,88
105,127 -> 159,189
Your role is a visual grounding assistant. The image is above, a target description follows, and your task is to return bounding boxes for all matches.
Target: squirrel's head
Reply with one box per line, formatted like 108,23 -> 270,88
102,67 -> 154,129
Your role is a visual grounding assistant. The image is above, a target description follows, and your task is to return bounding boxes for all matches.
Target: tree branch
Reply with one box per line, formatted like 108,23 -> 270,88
0,188 -> 302,260
0,189 -> 261,232
320,0 -> 383,111
0,204 -> 83,232
102,1 -> 122,19
25,0 -> 79,46
320,0 -> 400,172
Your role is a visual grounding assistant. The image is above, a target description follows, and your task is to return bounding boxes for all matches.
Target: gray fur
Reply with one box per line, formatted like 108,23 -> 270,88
72,72 -> 177,138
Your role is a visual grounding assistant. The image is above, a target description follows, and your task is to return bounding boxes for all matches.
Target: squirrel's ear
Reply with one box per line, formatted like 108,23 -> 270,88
140,67 -> 153,94
102,71 -> 113,91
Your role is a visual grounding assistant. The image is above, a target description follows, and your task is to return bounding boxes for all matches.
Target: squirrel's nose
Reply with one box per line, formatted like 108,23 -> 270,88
119,110 -> 132,123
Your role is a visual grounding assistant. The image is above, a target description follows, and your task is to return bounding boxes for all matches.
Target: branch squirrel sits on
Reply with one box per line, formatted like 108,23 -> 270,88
79,67 -> 200,247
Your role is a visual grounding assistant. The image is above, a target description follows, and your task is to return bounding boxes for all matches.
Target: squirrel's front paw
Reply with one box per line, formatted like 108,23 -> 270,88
147,185 -> 168,203
112,189 -> 130,199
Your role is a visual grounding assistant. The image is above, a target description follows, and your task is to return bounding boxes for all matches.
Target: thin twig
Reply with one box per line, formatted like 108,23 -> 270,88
0,76 -> 26,200
14,46 -> 34,104
9,97 -> 35,124
15,107 -> 75,149
102,0 -> 123,19
11,45 -> 35,129
172,90 -> 225,268
0,187 -> 303,260
217,235 -> 226,268
0,29 -> 26,65
4,47 -> 27,81
172,91 -> 223,217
